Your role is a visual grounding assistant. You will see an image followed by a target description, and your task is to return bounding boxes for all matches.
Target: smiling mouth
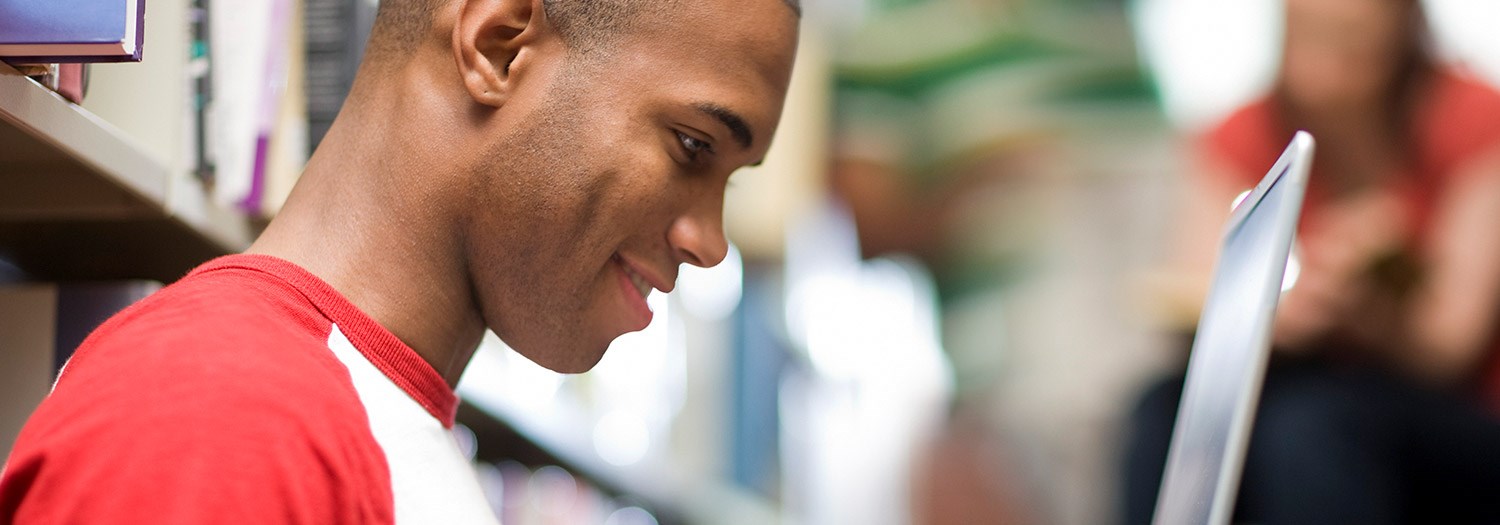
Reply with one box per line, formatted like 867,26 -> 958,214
615,254 -> 653,299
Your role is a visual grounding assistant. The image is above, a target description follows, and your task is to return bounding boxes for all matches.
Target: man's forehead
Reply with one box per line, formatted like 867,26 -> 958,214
610,2 -> 795,132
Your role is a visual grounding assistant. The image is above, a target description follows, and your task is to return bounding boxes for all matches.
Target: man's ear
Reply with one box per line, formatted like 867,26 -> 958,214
452,0 -> 544,108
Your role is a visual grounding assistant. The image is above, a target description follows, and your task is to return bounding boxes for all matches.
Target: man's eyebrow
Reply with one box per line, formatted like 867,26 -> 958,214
694,103 -> 754,150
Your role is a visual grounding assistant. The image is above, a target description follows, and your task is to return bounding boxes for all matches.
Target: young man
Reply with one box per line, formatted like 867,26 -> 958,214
0,0 -> 799,522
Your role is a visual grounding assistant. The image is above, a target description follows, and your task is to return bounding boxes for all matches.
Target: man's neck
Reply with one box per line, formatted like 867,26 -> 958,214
247,89 -> 487,388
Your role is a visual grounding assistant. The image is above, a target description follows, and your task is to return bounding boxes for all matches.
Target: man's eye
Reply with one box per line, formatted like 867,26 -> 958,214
676,131 -> 713,159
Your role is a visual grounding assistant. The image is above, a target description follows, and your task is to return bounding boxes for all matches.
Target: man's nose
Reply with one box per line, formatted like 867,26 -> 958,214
667,205 -> 728,268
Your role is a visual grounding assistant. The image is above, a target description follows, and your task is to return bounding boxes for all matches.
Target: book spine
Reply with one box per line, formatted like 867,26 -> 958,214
189,0 -> 215,183
304,0 -> 375,152
240,0 -> 293,216
55,63 -> 86,103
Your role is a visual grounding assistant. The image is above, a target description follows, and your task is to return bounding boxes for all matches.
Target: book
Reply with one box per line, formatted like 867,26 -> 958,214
305,0 -> 377,151
55,63 -> 89,102
190,0 -> 214,182
208,0 -> 289,215
0,0 -> 145,63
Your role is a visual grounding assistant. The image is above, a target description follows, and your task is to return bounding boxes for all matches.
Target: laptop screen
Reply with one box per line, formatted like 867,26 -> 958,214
1153,161 -> 1303,525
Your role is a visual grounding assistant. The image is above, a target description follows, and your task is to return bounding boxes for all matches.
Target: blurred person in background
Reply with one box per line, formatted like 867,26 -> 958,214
1125,0 -> 1500,523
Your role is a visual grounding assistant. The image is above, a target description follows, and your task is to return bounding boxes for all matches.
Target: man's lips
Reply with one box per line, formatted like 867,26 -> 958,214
613,253 -> 672,296
612,255 -> 655,331
620,258 -> 652,299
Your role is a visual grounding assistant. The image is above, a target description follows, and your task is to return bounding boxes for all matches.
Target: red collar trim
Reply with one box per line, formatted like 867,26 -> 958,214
188,254 -> 459,428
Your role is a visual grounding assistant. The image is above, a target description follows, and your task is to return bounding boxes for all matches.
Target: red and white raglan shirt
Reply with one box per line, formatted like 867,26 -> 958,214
0,255 -> 499,524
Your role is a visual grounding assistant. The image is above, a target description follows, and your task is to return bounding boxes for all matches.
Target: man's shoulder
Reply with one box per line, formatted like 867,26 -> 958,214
92,260 -> 326,347
57,260 -> 355,413
0,262 -> 394,523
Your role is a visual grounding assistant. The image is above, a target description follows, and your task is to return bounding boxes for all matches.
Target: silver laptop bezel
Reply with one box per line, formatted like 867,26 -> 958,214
1152,130 -> 1315,525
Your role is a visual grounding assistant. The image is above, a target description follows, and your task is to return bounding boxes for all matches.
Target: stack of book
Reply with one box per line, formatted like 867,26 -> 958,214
5,0 -> 314,218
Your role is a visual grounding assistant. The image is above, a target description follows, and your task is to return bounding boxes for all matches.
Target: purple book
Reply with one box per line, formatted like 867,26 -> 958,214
0,0 -> 144,63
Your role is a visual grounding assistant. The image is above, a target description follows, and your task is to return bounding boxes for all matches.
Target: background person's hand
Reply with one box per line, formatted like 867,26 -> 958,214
1272,187 -> 1413,350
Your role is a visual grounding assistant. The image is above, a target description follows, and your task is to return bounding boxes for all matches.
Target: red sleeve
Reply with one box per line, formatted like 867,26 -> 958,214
0,271 -> 393,524
1414,70 -> 1500,182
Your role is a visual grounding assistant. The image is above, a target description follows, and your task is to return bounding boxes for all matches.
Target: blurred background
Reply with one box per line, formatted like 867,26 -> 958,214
5,0 -> 1500,523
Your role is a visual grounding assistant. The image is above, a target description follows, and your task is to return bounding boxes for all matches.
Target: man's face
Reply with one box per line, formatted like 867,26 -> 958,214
460,0 -> 798,372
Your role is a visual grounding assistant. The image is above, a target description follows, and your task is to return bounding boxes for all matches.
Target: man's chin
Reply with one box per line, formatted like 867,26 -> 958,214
508,339 -> 611,374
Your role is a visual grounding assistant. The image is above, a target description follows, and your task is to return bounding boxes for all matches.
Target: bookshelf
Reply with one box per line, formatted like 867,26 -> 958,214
0,62 -> 252,282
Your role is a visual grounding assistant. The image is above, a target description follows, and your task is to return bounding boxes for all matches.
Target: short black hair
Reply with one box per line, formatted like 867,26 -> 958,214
368,0 -> 800,59
366,0 -> 442,59
541,0 -> 663,55
546,0 -> 801,53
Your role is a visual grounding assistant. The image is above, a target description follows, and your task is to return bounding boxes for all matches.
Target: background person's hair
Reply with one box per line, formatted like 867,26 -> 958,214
1272,0 -> 1435,183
